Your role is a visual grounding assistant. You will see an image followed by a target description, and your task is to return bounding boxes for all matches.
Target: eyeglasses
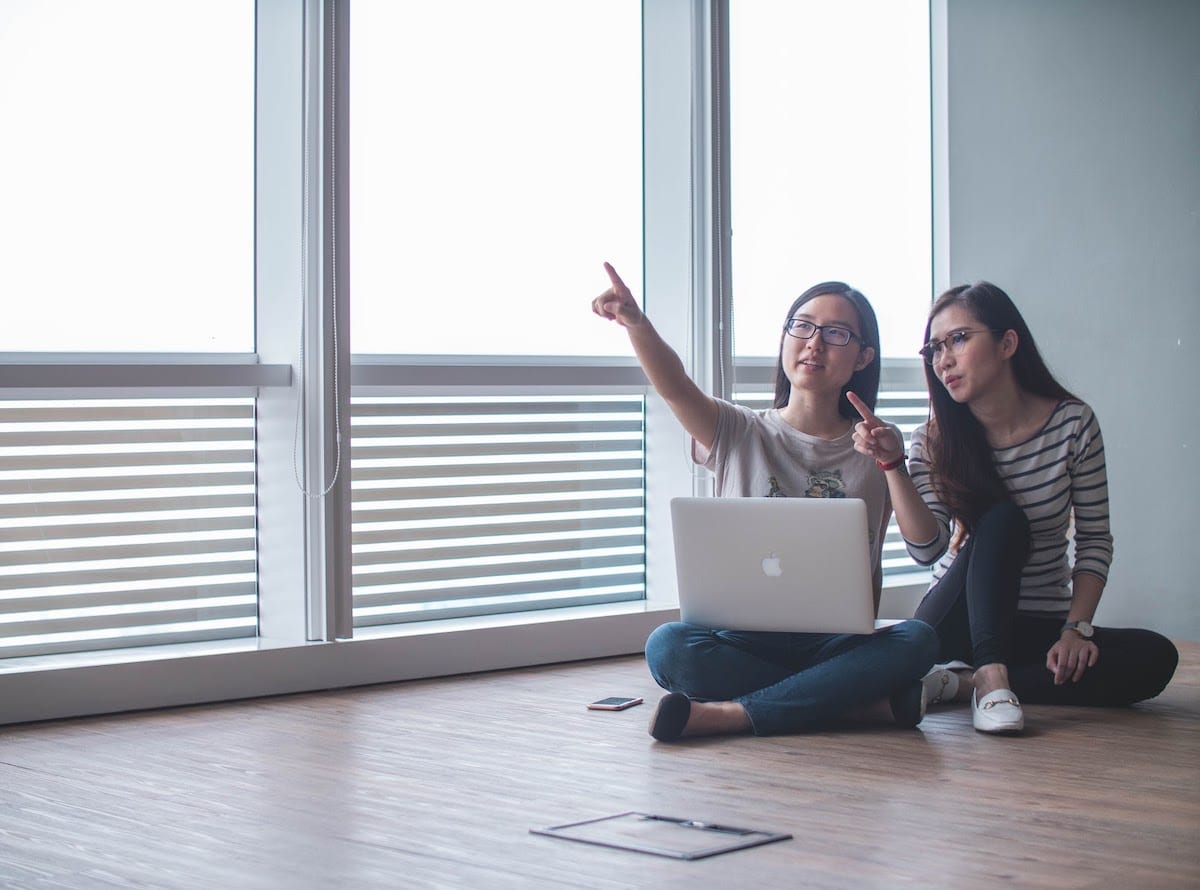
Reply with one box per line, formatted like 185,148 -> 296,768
919,328 -> 1002,364
783,318 -> 862,347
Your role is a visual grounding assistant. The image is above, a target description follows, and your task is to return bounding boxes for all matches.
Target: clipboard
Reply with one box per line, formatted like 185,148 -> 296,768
531,811 -> 792,860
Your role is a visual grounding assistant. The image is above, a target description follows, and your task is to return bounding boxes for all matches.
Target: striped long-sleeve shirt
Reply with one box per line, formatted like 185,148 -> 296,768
905,400 -> 1113,616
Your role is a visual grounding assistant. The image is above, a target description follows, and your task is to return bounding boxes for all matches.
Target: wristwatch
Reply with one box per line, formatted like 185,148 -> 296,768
1061,620 -> 1095,639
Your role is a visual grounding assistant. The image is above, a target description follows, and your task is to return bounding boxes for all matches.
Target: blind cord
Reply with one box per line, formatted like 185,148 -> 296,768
294,0 -> 343,499
684,6 -> 700,479
712,3 -> 731,401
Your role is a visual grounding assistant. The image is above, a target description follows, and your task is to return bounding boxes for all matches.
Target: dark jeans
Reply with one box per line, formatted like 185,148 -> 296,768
914,502 -> 1178,706
644,619 -> 938,735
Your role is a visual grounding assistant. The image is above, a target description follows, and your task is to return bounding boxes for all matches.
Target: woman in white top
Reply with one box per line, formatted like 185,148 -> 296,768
592,264 -> 938,741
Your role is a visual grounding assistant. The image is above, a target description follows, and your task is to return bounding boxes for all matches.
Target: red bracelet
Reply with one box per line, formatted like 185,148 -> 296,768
877,455 -> 906,472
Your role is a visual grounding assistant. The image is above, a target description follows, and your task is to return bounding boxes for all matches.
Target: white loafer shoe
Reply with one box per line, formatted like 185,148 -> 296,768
972,688 -> 1024,733
921,660 -> 972,706
922,667 -> 960,706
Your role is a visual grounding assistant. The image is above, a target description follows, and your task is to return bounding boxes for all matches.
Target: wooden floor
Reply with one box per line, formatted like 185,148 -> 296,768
1,644 -> 1197,889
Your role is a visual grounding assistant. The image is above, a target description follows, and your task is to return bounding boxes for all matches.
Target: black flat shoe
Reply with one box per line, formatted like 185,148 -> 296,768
648,692 -> 691,741
889,680 -> 927,729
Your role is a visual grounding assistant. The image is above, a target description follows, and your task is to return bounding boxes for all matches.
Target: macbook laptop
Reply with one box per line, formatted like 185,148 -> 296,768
670,496 -> 877,635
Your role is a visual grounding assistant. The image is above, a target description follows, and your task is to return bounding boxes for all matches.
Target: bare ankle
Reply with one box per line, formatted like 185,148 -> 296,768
972,662 -> 1011,697
950,668 -> 974,701
684,701 -> 752,737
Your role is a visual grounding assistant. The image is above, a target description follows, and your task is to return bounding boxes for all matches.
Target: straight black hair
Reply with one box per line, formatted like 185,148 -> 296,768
772,281 -> 882,419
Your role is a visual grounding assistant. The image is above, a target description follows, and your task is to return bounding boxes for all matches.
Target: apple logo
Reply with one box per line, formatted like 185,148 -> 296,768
761,552 -> 783,577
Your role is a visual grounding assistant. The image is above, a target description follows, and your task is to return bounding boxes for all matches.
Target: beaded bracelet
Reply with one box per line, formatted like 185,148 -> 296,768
877,455 -> 906,472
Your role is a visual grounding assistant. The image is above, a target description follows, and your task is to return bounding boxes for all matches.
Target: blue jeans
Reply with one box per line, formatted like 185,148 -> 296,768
644,619 -> 938,736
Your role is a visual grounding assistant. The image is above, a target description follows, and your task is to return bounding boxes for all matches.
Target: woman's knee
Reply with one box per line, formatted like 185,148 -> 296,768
977,501 -> 1031,556
891,616 -> 937,644
885,619 -> 940,675
644,622 -> 701,687
982,500 -> 1028,529
1131,629 -> 1179,700
1081,627 -> 1180,704
645,621 -> 689,654
644,621 -> 679,667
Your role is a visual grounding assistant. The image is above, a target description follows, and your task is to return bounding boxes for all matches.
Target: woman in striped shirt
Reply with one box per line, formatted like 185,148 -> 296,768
852,281 -> 1177,734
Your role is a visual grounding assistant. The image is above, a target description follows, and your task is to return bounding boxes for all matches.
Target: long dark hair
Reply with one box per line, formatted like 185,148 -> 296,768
923,281 -> 1076,542
773,281 -> 882,419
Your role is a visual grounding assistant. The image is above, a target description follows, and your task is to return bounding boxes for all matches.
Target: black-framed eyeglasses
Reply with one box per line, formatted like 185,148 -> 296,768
919,328 -> 1002,364
783,318 -> 862,347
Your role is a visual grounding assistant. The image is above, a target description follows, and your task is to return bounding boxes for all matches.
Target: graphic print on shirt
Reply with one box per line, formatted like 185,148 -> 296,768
765,476 -> 787,498
804,469 -> 847,499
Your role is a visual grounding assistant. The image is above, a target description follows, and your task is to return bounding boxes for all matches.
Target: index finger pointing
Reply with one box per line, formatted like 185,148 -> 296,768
846,391 -> 880,426
603,262 -> 628,293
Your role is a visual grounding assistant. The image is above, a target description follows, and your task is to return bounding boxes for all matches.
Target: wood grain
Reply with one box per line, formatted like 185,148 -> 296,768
1,643 -> 1197,888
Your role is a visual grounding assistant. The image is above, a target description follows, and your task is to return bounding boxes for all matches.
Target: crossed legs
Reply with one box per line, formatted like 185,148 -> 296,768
644,619 -> 938,738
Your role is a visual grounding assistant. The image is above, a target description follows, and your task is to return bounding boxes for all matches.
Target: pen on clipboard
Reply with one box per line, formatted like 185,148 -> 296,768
641,814 -> 755,835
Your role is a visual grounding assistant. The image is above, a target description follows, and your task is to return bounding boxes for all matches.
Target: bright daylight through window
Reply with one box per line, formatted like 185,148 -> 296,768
0,1 -> 253,353
350,0 -> 642,357
347,1 -> 647,628
729,0 -> 931,360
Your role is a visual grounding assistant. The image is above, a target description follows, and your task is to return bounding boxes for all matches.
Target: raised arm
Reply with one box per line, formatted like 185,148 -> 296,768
847,391 -> 943,551
592,263 -> 719,450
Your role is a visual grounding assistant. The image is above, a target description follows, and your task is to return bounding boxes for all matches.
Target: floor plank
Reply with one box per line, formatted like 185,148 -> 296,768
1,642 -> 1197,888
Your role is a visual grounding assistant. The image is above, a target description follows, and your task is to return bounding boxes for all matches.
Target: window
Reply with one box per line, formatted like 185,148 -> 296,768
348,0 -> 648,628
728,0 -> 931,360
349,0 -> 642,357
0,1 -> 255,353
1,1 -> 934,724
0,2 -> 263,662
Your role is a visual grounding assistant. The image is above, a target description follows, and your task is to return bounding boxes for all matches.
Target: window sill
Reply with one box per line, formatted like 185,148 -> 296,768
0,601 -> 677,726
0,581 -> 929,726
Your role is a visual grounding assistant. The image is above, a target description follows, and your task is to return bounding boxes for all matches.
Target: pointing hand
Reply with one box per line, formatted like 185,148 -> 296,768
591,263 -> 644,328
848,391 -> 903,465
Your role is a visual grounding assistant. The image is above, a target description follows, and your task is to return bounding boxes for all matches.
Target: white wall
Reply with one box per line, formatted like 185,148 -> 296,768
940,0 -> 1200,640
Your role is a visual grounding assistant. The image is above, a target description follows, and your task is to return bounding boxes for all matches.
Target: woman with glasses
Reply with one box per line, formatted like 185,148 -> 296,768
860,280 -> 1177,733
591,263 -> 938,741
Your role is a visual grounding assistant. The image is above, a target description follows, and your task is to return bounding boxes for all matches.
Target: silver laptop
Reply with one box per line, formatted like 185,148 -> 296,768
670,496 -> 877,635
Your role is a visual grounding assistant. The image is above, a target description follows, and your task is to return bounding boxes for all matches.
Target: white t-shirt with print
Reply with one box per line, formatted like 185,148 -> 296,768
692,399 -> 897,595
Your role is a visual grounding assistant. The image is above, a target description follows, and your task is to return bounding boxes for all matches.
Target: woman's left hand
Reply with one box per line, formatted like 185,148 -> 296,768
1046,633 -> 1099,684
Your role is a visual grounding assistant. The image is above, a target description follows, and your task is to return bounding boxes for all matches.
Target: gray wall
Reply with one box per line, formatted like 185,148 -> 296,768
942,0 -> 1200,640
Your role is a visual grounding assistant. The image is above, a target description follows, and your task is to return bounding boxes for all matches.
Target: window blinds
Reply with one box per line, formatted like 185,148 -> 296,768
0,399 -> 257,659
350,394 -> 647,626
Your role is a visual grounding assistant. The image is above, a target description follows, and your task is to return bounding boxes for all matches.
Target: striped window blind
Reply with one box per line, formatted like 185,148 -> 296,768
0,399 -> 258,659
871,383 -> 933,581
351,394 -> 647,626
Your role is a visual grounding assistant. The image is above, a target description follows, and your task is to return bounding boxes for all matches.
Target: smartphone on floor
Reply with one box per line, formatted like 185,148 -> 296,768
587,696 -> 644,711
